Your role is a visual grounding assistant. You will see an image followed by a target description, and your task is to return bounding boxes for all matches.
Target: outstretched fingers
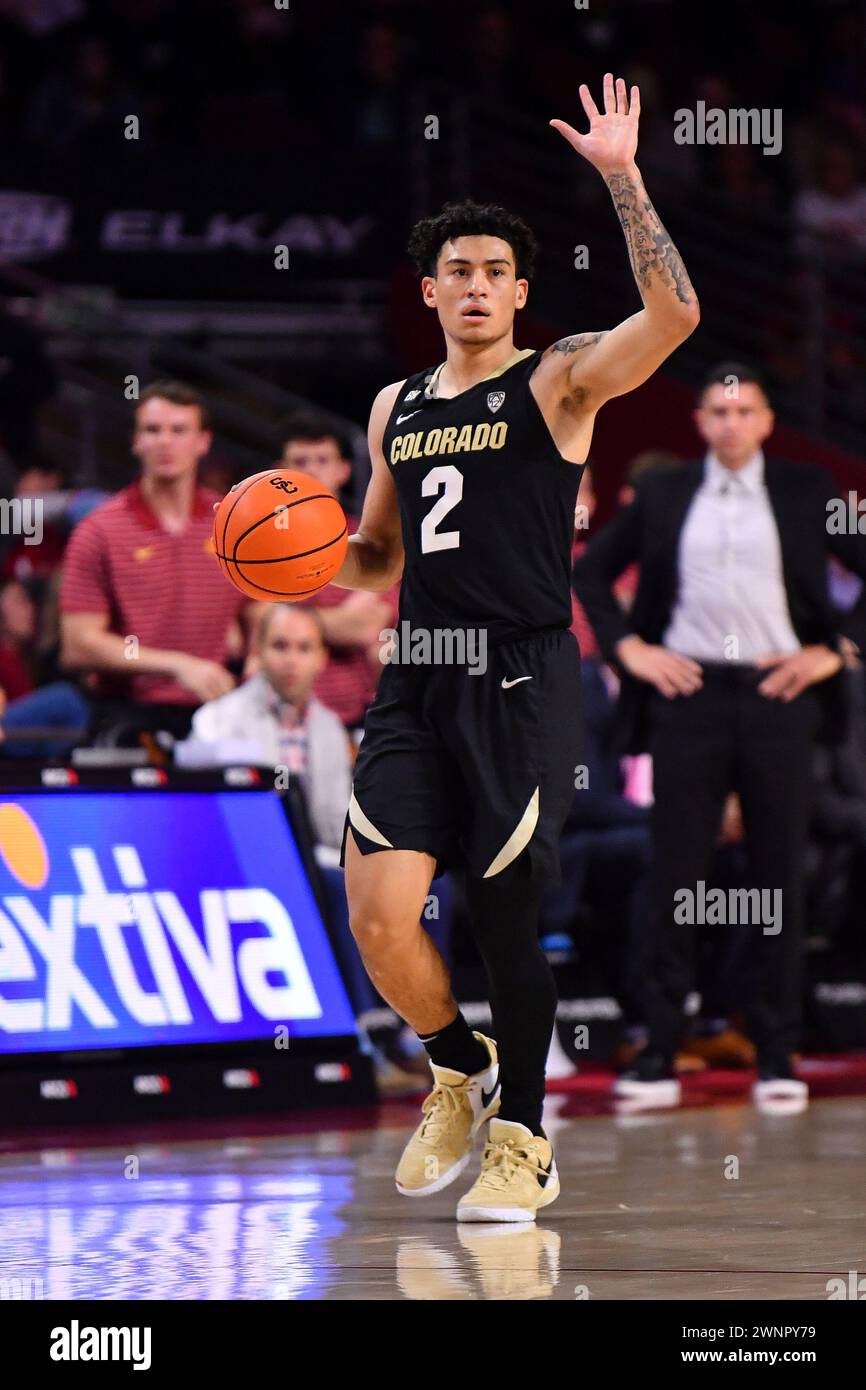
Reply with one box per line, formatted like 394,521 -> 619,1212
578,82 -> 599,122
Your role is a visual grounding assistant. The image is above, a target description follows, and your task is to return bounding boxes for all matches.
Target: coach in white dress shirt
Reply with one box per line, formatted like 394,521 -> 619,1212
574,362 -> 866,1104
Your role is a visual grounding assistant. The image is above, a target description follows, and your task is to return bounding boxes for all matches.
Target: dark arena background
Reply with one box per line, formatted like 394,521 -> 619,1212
0,0 -> 865,1347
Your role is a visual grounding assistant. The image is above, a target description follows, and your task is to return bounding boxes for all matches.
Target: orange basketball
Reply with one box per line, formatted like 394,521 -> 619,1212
213,468 -> 349,601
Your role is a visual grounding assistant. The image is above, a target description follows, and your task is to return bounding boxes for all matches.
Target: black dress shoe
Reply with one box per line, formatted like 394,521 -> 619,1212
612,1049 -> 681,1104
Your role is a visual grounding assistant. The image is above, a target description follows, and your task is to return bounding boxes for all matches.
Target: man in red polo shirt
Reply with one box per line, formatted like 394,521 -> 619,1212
59,380 -> 248,742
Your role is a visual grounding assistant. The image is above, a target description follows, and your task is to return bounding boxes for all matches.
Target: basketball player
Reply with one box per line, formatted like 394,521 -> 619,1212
336,76 -> 700,1221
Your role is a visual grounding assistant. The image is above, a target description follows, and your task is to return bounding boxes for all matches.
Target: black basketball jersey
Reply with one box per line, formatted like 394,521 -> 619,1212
382,347 -> 584,644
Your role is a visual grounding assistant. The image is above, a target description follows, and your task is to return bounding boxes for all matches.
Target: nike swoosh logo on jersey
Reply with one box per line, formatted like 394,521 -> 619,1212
396,411 -> 421,423
501,675 -> 533,689
482,1082 -> 500,1108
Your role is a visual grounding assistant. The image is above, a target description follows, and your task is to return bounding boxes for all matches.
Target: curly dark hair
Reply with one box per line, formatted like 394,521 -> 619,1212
407,199 -> 538,281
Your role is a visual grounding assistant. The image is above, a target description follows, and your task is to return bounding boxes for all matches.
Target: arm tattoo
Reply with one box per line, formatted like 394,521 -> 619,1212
539,332 -> 609,406
605,171 -> 695,306
546,332 -> 607,357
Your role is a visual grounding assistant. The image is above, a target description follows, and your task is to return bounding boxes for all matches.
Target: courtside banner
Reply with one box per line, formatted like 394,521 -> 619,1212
0,792 -> 356,1053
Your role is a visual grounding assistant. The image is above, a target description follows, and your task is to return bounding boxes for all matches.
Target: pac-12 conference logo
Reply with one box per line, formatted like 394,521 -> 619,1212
0,800 -> 326,1045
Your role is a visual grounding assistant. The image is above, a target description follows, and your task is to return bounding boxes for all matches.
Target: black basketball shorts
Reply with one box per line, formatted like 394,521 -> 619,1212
339,627 -> 583,884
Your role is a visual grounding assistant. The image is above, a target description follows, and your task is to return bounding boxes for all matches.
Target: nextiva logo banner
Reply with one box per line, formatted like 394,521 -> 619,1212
0,793 -> 355,1053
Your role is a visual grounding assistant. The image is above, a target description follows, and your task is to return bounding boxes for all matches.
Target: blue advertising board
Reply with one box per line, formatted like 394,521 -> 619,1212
0,792 -> 356,1054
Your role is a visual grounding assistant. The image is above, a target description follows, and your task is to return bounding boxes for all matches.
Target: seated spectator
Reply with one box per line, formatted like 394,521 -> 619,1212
0,578 -> 37,702
24,33 -> 136,157
9,455 -> 111,540
0,458 -> 74,596
0,567 -> 96,758
56,380 -> 252,747
185,602 -> 432,1091
794,139 -> 866,263
188,603 -> 354,854
248,410 -> 397,730
339,22 -> 409,166
14,456 -> 70,504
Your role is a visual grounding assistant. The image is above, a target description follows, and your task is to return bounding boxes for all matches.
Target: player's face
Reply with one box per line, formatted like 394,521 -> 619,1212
423,235 -> 528,344
281,438 -> 351,497
132,398 -> 212,480
693,383 -> 774,464
258,609 -> 326,701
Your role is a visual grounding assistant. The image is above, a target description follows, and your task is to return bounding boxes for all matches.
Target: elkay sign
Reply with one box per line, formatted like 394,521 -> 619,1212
0,191 -> 374,263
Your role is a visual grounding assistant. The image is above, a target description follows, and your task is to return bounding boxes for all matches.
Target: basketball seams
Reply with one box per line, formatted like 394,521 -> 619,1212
227,492 -> 343,559
218,470 -> 272,562
215,470 -> 272,582
214,523 -> 348,564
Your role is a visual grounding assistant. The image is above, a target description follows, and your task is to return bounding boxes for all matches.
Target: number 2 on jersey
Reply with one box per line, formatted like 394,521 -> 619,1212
420,465 -> 463,553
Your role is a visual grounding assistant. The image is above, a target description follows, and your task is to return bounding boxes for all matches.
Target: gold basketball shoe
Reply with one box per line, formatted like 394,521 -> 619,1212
456,1118 -> 559,1222
395,1032 -> 500,1197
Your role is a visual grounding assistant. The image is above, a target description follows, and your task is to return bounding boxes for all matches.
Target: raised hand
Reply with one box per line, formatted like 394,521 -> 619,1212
550,74 -> 639,176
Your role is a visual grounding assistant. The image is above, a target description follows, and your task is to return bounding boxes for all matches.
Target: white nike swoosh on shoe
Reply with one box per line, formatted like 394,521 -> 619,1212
501,676 -> 533,689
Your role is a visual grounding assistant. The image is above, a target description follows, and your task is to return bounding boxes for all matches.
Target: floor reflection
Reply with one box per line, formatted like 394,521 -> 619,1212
1,1094 -> 864,1300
